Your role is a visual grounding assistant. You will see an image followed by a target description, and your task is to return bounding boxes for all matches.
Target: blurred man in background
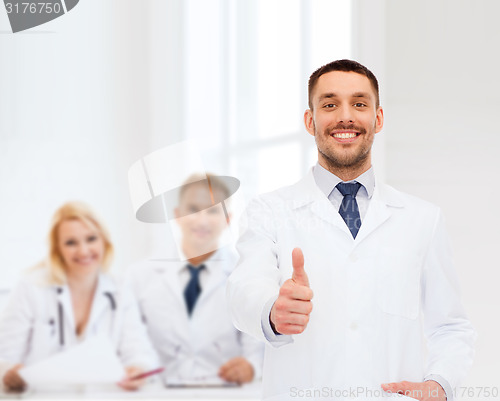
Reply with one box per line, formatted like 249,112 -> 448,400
128,174 -> 263,386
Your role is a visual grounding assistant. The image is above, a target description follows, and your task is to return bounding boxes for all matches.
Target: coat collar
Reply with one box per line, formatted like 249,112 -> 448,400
287,168 -> 405,246
53,273 -> 117,295
289,167 -> 405,209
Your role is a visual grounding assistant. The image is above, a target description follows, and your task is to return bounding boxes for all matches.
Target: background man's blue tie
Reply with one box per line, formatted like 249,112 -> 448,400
336,182 -> 362,239
184,264 -> 205,315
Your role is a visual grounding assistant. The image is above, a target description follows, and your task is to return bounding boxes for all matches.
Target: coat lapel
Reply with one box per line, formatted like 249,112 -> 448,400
86,275 -> 116,334
196,261 -> 227,306
293,169 -> 356,237
310,199 -> 352,237
353,181 -> 405,246
147,257 -> 186,308
161,264 -> 185,307
55,284 -> 75,339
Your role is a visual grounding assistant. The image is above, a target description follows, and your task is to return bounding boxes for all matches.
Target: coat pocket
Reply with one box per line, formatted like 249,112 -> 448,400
377,247 -> 422,320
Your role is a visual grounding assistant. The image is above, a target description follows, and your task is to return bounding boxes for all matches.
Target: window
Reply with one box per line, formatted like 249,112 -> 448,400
183,0 -> 352,200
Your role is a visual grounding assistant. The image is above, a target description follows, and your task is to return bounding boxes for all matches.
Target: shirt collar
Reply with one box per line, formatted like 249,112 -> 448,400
177,248 -> 223,274
312,162 -> 375,199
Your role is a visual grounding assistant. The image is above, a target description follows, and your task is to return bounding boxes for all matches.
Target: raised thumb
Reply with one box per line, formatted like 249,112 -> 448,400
291,247 -> 309,287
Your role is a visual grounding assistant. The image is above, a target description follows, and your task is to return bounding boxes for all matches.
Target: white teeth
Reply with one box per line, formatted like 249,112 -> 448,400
333,132 -> 357,139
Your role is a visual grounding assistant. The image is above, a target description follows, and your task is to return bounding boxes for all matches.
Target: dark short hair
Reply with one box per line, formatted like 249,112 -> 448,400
308,59 -> 380,109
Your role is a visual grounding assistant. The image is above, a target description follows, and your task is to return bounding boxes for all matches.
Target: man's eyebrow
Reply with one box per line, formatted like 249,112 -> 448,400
317,92 -> 373,101
318,92 -> 338,101
352,92 -> 371,99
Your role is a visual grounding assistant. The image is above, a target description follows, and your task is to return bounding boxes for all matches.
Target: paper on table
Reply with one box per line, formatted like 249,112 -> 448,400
165,374 -> 236,388
19,335 -> 125,385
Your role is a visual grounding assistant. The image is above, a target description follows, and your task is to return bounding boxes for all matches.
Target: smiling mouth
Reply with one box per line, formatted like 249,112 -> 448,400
193,229 -> 212,236
74,257 -> 97,266
331,132 -> 360,139
330,131 -> 361,143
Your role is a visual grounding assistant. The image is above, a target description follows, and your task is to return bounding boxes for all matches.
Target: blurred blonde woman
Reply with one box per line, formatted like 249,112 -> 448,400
0,202 -> 158,392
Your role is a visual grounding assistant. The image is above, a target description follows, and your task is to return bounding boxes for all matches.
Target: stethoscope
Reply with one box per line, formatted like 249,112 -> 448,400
51,287 -> 116,346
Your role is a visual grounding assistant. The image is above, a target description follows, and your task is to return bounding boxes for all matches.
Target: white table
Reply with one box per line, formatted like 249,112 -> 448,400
0,381 -> 262,400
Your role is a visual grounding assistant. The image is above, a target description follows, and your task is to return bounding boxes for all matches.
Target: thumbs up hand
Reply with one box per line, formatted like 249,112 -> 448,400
270,248 -> 313,335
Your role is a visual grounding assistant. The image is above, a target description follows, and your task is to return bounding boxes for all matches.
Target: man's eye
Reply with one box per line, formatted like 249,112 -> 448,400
354,103 -> 366,107
323,103 -> 336,108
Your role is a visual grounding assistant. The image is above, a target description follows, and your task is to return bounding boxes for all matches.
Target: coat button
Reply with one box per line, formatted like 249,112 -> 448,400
350,322 -> 358,330
350,254 -> 358,263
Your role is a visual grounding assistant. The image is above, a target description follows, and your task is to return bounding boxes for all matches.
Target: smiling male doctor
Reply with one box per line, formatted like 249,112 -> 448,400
227,60 -> 475,400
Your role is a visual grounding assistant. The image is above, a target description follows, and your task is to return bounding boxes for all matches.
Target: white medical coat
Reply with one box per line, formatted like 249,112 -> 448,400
128,248 -> 263,385
227,169 -> 475,400
0,267 -> 159,382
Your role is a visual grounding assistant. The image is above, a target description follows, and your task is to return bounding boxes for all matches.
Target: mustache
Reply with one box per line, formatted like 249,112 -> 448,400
327,124 -> 367,135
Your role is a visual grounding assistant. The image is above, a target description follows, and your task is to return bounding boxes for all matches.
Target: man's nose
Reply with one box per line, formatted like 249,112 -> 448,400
196,210 -> 211,225
337,105 -> 354,124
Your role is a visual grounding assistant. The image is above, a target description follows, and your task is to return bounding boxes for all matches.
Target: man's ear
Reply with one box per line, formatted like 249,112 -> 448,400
304,109 -> 316,136
375,106 -> 384,133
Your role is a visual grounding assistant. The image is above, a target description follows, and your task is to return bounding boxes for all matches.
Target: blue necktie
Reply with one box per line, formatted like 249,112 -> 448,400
336,182 -> 362,239
184,264 -> 205,315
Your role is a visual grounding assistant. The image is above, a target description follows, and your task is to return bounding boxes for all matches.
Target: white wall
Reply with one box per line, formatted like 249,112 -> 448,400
0,0 -> 166,289
354,0 -> 500,390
